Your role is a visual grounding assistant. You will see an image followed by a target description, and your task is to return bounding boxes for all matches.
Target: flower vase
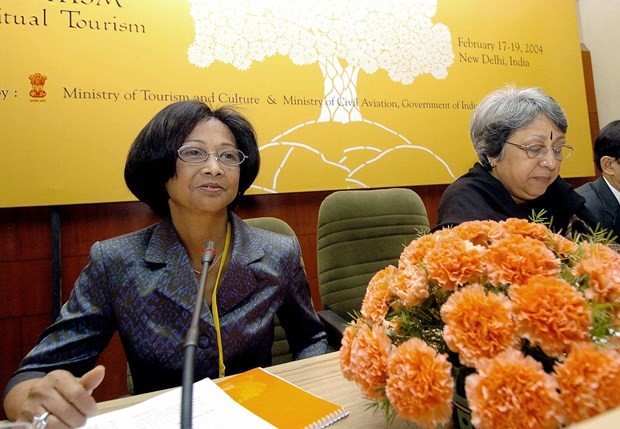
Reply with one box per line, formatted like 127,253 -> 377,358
452,364 -> 474,429
452,392 -> 473,429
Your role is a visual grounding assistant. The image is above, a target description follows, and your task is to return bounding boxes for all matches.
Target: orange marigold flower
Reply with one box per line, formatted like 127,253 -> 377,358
451,220 -> 497,246
549,232 -> 578,257
390,266 -> 429,308
573,242 -> 620,303
465,349 -> 563,429
554,343 -> 620,424
385,338 -> 453,429
483,235 -> 559,286
400,230 -> 449,266
441,284 -> 519,368
361,266 -> 395,323
349,323 -> 391,399
510,276 -> 591,357
339,322 -> 359,381
424,234 -> 486,290
499,217 -> 550,242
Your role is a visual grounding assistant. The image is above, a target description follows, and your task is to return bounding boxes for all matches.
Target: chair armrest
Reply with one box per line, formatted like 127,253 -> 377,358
317,309 -> 348,350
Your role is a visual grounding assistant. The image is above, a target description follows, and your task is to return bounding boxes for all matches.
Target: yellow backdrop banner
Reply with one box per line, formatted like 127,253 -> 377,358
0,0 -> 592,207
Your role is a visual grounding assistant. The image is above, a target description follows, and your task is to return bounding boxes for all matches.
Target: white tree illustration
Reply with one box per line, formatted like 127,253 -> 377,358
187,0 -> 453,123
187,0 -> 456,191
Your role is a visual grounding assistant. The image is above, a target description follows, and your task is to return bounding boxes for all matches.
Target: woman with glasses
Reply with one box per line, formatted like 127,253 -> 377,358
4,101 -> 328,427
434,85 -> 595,233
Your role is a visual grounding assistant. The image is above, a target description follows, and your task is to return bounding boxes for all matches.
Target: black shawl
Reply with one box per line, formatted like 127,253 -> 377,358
434,163 -> 595,234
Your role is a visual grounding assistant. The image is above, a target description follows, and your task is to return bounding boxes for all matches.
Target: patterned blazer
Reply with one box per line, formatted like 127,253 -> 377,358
6,214 -> 327,395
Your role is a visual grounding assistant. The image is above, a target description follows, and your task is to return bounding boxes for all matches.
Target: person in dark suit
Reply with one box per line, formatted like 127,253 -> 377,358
3,101 -> 328,427
434,85 -> 595,234
576,120 -> 620,242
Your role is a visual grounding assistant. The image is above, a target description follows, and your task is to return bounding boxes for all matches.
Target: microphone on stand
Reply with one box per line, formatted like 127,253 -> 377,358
181,240 -> 216,429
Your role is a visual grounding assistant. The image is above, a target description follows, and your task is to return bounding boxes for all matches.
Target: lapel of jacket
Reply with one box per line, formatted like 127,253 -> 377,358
143,219 -> 198,316
215,214 -> 267,316
593,177 -> 620,221
140,216 -> 268,319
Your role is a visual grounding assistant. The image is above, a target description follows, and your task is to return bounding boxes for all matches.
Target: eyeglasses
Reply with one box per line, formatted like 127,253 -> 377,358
504,141 -> 574,160
177,145 -> 248,166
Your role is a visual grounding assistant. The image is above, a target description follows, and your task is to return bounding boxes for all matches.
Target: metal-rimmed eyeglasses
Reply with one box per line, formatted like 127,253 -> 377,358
177,145 -> 248,166
505,141 -> 574,161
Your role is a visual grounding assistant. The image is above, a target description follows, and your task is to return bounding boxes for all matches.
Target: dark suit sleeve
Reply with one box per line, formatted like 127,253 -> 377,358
4,242 -> 116,396
576,179 -> 620,241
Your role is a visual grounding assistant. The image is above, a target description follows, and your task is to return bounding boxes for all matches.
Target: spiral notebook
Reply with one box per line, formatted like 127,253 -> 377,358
216,367 -> 349,429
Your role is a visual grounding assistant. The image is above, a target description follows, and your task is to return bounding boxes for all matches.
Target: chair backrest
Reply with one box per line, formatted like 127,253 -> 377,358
245,216 -> 298,241
245,216 -> 298,365
317,188 -> 430,322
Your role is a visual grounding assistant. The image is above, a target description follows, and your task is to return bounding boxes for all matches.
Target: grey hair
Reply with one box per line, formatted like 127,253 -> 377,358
470,85 -> 568,169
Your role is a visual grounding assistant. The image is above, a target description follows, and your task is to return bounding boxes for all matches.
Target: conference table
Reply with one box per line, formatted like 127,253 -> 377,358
2,352 -> 617,427
94,351 -> 619,429
96,351 -> 404,428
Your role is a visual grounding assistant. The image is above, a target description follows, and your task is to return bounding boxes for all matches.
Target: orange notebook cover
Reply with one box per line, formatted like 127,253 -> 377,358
216,367 -> 349,429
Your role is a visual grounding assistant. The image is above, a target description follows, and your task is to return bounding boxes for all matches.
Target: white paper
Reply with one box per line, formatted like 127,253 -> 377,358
80,378 -> 276,429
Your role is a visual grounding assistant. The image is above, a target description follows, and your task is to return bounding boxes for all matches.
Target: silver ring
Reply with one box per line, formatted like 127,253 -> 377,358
32,411 -> 50,429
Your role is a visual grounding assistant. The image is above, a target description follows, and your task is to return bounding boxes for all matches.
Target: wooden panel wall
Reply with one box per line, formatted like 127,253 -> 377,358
0,47 -> 598,420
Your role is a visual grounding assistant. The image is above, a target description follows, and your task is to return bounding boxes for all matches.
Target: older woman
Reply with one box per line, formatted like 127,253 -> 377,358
4,101 -> 328,428
434,85 -> 595,233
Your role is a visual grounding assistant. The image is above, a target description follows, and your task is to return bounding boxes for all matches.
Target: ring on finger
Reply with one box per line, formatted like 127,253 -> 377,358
32,410 -> 51,429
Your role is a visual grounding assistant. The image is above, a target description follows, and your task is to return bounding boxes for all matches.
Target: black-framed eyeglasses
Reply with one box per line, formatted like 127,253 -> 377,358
505,141 -> 574,160
177,145 -> 248,166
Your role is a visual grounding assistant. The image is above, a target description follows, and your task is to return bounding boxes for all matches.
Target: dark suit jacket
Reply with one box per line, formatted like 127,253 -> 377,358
577,177 -> 620,242
5,214 -> 327,396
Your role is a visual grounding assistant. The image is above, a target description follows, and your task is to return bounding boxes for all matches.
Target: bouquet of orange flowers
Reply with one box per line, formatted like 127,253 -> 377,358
339,218 -> 620,429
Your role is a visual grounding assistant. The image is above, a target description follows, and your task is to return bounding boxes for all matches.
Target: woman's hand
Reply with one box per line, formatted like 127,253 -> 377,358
4,365 -> 105,428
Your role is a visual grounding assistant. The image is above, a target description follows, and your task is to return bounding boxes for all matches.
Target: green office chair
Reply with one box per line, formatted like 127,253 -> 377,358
245,216 -> 302,365
316,188 -> 430,348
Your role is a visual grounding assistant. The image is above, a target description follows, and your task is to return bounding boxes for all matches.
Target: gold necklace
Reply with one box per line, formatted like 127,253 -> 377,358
193,252 -> 223,275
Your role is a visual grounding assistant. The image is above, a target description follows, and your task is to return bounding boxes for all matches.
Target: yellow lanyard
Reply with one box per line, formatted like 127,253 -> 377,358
211,221 -> 231,378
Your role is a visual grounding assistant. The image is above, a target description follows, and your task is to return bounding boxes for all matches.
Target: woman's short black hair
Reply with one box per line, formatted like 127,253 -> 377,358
124,101 -> 260,218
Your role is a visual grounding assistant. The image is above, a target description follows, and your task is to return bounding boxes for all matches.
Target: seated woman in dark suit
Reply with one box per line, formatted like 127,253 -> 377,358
4,101 -> 328,428
434,85 -> 595,233
576,120 -> 620,243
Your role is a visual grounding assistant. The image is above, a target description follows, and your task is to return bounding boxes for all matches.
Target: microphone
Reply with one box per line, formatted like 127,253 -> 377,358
181,241 -> 216,429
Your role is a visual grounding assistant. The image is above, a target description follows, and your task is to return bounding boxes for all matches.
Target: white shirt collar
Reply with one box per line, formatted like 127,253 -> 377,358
603,176 -> 620,204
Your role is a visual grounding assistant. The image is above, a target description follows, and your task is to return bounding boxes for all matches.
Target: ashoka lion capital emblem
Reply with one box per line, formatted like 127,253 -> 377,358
29,73 -> 47,98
